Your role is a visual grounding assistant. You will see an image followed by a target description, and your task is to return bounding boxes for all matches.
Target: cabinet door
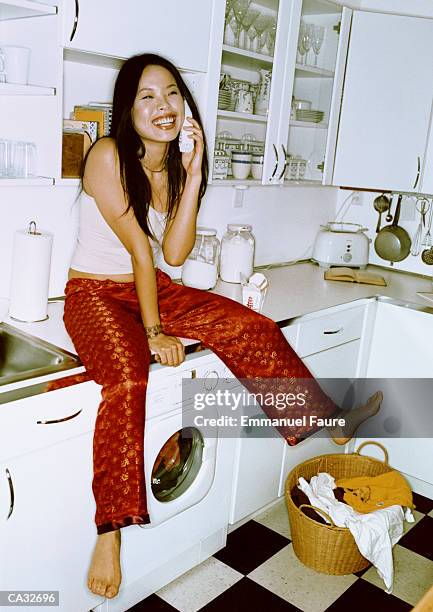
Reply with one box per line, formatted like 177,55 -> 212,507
63,0 -> 213,72
333,11 -> 433,192
0,434 -> 102,612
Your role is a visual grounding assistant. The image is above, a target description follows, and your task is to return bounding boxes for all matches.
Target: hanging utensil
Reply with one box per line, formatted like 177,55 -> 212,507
421,200 -> 433,248
421,247 -> 433,265
385,195 -> 394,223
373,194 -> 391,233
411,199 -> 430,256
374,194 -> 411,265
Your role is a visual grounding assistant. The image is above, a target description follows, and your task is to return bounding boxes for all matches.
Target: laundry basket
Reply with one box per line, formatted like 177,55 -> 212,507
285,441 -> 392,575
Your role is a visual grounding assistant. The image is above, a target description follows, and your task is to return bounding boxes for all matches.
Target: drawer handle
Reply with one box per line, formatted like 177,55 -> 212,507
36,409 -> 82,425
323,327 -> 343,335
5,468 -> 14,520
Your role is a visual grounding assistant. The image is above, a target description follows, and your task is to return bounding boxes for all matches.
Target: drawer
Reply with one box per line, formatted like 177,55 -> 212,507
297,306 -> 365,357
0,381 -> 101,462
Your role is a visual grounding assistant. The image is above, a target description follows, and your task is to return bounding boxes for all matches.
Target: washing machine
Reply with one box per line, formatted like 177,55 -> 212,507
99,349 -> 238,612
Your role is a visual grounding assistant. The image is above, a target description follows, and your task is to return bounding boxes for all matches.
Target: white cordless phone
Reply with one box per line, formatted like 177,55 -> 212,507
179,101 -> 194,153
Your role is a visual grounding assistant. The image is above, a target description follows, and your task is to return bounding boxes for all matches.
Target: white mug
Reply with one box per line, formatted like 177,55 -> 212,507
0,46 -> 31,85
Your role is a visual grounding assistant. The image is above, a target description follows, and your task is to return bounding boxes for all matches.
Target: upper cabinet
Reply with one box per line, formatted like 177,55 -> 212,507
333,11 -> 433,194
63,0 -> 214,72
206,0 -> 351,186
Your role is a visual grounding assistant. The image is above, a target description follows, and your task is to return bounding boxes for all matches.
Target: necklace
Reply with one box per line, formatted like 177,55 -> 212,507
142,159 -> 167,173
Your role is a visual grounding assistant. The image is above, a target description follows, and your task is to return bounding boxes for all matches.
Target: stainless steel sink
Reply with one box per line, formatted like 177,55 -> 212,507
0,323 -> 80,386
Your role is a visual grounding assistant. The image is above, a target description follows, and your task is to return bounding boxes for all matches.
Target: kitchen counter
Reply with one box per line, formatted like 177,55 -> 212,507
2,262 -> 433,395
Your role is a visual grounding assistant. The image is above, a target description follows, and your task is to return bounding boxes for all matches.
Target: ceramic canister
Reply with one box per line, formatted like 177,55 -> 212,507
231,152 -> 251,180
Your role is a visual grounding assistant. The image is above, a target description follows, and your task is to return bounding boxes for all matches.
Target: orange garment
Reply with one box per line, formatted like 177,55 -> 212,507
336,470 -> 413,513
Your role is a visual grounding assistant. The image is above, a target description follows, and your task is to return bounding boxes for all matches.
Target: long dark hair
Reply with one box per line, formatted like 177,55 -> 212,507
107,53 -> 208,237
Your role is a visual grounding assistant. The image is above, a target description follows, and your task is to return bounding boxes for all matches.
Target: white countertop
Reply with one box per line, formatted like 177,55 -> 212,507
3,262 -> 433,354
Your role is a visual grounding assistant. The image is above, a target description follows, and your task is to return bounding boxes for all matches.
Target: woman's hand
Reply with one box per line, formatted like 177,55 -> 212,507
181,117 -> 204,178
148,333 -> 185,366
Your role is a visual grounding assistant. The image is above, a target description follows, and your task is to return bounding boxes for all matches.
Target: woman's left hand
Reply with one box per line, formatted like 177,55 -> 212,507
181,117 -> 204,178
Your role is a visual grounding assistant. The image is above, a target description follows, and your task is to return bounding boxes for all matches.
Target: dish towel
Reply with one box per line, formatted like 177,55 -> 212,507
298,472 -> 414,593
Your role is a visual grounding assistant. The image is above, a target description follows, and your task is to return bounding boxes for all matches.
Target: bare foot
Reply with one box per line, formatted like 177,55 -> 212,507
87,530 -> 122,599
329,390 -> 383,445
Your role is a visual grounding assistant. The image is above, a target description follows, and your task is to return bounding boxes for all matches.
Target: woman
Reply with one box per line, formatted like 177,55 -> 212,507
64,53 -> 382,599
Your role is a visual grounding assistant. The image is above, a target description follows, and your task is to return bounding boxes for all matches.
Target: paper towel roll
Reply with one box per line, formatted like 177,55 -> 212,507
9,222 -> 53,322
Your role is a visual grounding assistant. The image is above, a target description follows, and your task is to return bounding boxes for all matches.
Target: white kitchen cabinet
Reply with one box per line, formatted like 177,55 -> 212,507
333,11 -> 433,193
62,0 -> 214,72
207,0 -> 350,186
0,4 -> 61,183
354,300 -> 433,496
0,433 -> 103,612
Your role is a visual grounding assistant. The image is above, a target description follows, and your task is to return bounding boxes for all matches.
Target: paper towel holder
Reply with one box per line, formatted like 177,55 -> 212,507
28,220 -> 41,236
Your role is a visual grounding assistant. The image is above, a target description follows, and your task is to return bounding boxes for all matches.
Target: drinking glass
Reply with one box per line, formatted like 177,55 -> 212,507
254,14 -> 273,54
297,22 -> 306,64
261,16 -> 277,55
302,23 -> 314,65
241,8 -> 260,50
232,0 -> 251,47
312,25 -> 325,66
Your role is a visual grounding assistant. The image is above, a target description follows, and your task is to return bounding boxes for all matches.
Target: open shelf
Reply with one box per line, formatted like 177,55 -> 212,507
0,176 -> 54,186
284,178 -> 323,185
64,48 -> 125,70
222,45 -> 274,69
295,63 -> 334,78
0,82 -> 55,95
290,120 -> 328,129
218,110 -> 267,123
0,0 -> 56,20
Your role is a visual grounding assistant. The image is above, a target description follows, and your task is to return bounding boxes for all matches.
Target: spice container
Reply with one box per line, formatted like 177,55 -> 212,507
181,228 -> 220,290
220,224 -> 255,284
213,149 -> 230,180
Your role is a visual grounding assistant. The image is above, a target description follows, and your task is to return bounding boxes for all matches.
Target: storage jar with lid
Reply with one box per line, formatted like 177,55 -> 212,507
181,227 -> 220,290
219,224 -> 255,283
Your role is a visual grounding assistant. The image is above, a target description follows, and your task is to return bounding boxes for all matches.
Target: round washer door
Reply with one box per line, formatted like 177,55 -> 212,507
151,427 -> 204,502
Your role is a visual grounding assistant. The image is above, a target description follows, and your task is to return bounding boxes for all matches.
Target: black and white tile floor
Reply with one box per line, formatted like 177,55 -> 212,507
128,492 -> 433,612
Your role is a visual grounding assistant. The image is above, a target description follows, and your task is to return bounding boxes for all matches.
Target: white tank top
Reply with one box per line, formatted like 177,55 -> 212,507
70,190 -> 167,274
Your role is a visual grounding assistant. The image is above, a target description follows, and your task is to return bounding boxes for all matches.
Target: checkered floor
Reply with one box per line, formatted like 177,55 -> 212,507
128,492 -> 433,612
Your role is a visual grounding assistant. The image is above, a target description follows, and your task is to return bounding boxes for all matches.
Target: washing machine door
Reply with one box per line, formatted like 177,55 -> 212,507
151,427 -> 204,502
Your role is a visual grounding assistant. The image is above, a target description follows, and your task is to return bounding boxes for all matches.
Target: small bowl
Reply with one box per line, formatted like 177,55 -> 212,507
293,99 -> 312,111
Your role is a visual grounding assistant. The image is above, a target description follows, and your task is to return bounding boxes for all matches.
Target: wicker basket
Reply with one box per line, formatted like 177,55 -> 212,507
285,441 -> 392,575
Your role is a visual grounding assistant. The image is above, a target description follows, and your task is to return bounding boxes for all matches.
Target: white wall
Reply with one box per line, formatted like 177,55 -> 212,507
0,184 -> 338,299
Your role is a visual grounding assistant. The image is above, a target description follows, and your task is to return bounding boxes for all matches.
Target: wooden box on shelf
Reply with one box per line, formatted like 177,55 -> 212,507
61,131 -> 91,178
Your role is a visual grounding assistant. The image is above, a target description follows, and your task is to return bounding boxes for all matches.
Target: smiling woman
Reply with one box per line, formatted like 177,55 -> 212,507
62,52 -> 383,601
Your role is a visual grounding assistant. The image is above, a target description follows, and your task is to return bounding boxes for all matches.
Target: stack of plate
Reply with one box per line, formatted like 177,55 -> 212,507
218,90 -> 232,110
296,109 -> 324,123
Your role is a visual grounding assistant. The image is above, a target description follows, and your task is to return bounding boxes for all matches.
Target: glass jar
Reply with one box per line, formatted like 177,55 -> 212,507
219,224 -> 255,284
181,228 -> 220,290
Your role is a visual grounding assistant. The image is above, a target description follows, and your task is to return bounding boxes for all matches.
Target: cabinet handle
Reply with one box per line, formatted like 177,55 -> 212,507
69,0 -> 80,42
36,409 -> 82,425
278,144 -> 288,180
413,156 -> 421,190
5,468 -> 14,520
271,143 -> 279,179
323,327 -> 343,335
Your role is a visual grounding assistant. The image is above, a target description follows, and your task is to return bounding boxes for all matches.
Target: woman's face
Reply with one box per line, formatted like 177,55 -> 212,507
131,64 -> 185,145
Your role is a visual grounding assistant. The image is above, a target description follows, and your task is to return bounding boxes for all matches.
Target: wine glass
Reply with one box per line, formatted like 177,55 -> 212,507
312,25 -> 325,66
241,8 -> 260,50
225,0 -> 234,19
232,0 -> 252,47
297,22 -> 306,65
264,16 -> 277,56
302,23 -> 314,65
254,14 -> 273,54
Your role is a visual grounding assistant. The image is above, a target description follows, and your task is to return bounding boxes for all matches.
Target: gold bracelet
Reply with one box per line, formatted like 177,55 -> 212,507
145,324 -> 163,339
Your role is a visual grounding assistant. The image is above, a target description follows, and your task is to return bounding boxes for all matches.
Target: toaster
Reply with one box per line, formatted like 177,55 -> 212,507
312,223 -> 370,268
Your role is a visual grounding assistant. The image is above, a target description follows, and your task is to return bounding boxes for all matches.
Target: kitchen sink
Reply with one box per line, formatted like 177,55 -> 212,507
0,322 -> 80,386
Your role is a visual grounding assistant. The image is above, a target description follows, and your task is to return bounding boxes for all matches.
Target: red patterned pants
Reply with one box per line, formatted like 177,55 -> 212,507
63,269 -> 338,533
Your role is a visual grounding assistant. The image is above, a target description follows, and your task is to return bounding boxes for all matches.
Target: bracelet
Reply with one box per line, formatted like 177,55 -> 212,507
145,324 -> 163,339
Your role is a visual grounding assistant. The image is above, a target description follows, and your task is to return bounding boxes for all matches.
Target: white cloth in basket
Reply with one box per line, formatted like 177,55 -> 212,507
298,472 -> 414,593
